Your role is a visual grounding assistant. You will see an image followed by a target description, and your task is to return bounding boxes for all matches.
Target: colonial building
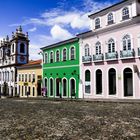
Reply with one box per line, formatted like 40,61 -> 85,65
17,60 -> 42,97
0,26 -> 29,96
78,0 -> 140,99
40,37 -> 82,98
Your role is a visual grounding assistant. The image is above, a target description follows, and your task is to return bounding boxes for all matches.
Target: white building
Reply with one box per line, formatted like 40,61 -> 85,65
0,26 -> 29,96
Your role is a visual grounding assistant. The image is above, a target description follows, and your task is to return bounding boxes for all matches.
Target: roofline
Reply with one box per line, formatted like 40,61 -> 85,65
77,30 -> 92,37
40,37 -> 78,50
88,0 -> 130,18
17,64 -> 41,69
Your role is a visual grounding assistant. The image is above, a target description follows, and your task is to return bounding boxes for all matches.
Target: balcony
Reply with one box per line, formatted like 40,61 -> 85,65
122,15 -> 129,21
120,49 -> 135,59
82,56 -> 92,63
105,52 -> 118,61
93,54 -> 104,62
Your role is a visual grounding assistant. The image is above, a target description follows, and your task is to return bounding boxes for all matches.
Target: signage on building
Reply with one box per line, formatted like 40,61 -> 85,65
24,82 -> 28,86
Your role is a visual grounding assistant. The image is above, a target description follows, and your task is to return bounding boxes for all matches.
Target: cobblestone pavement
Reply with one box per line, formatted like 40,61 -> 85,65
0,98 -> 140,140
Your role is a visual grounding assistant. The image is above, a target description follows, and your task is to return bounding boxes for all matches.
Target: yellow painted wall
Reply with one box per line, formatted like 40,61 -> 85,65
17,67 -> 42,97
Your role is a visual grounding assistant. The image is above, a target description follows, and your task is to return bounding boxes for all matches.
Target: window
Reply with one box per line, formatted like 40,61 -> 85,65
63,48 -> 67,61
32,74 -> 35,82
108,39 -> 115,53
108,13 -> 114,25
85,44 -> 90,56
95,42 -> 101,55
95,18 -> 100,29
22,74 -> 24,82
11,71 -> 14,82
7,72 -> 9,82
25,74 -> 27,82
122,35 -> 131,50
45,53 -> 48,63
122,7 -> 129,20
20,43 -> 25,53
12,44 -> 14,53
29,74 -> 31,82
56,50 -> 60,62
19,74 -> 21,81
0,72 -> 1,80
85,70 -> 91,93
50,52 -> 54,63
70,47 -> 75,60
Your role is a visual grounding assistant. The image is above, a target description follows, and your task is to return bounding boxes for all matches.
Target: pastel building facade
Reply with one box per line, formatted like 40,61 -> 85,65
17,60 -> 42,97
78,0 -> 140,99
41,38 -> 81,98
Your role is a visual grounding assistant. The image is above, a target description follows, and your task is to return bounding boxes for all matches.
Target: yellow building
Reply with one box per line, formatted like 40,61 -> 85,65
17,60 -> 42,97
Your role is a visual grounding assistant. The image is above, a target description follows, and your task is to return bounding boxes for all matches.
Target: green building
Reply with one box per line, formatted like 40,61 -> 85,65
40,37 -> 81,98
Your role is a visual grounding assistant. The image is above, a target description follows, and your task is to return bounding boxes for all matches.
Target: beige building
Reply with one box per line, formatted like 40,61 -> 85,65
17,60 -> 42,97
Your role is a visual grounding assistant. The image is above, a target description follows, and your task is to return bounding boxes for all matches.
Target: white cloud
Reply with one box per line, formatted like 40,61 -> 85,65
28,27 -> 37,32
50,25 -> 73,40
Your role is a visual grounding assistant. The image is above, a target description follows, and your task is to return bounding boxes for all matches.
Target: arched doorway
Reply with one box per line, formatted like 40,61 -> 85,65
70,79 -> 76,97
96,69 -> 102,94
124,68 -> 133,96
50,79 -> 54,96
63,79 -> 67,97
108,68 -> 116,95
56,78 -> 60,97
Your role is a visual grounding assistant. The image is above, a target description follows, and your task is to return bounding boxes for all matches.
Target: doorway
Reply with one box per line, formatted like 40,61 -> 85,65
124,68 -> 133,96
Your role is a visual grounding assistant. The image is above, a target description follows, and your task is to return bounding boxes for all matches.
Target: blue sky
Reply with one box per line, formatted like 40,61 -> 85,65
0,0 -> 120,60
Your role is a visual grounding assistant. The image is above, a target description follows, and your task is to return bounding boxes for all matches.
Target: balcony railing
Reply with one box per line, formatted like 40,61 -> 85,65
120,49 -> 135,59
138,48 -> 140,56
82,55 -> 92,63
105,52 -> 118,61
122,15 -> 129,20
93,54 -> 104,62
108,20 -> 114,25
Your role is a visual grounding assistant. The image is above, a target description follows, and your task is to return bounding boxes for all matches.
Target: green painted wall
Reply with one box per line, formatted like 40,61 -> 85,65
42,38 -> 80,98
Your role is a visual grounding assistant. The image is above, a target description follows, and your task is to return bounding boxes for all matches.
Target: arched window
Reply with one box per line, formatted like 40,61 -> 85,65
50,78 -> 54,96
56,50 -> 60,62
70,47 -> 75,60
63,48 -> 67,61
108,39 -> 115,53
122,7 -> 129,20
108,13 -> 114,25
96,69 -> 102,94
95,42 -> 101,55
85,44 -> 90,56
85,70 -> 91,93
45,53 -> 48,63
122,35 -> 131,50
95,18 -> 100,29
20,43 -> 25,53
50,52 -> 54,63
108,68 -> 116,95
